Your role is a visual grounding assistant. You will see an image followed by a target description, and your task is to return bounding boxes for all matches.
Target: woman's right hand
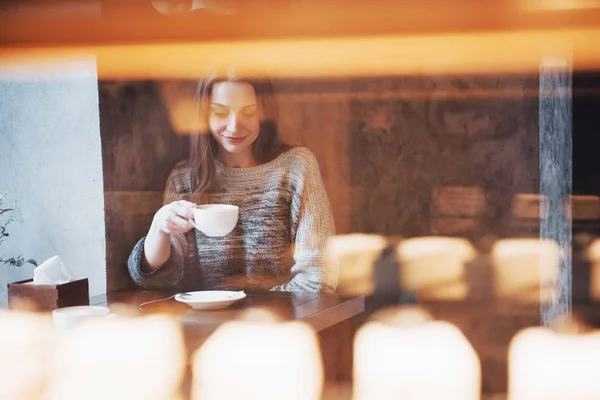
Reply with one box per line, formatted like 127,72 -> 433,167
151,200 -> 196,235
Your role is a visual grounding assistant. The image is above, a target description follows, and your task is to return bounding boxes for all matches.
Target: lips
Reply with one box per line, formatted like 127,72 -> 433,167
223,136 -> 246,144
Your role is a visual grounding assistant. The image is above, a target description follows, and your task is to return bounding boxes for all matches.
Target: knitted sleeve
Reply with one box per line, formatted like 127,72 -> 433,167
271,148 -> 338,293
127,165 -> 194,289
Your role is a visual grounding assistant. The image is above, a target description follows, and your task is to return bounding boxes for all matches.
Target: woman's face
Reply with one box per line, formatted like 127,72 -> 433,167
209,81 -> 261,157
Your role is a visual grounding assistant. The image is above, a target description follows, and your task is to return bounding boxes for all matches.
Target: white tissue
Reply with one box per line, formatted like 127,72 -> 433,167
33,255 -> 73,285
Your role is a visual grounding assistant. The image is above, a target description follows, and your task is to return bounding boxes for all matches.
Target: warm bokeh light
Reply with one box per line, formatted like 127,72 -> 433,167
396,237 -> 476,300
492,238 -> 559,303
2,28 -> 600,80
159,80 -> 205,134
585,239 -> 600,301
325,234 -> 388,296
46,315 -> 185,400
511,194 -> 549,220
567,195 -> 600,220
0,311 -> 54,400
354,307 -> 480,400
509,326 -> 600,399
192,312 -> 323,400
519,0 -> 600,10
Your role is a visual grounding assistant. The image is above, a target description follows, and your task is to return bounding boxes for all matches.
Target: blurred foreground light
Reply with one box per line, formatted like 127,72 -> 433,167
354,307 -> 480,400
520,0 -> 600,10
509,324 -> 600,399
396,236 -> 476,301
326,234 -> 388,296
567,195 -> 600,221
491,239 -> 559,303
2,28 -> 600,79
0,54 -> 97,80
329,235 -> 475,300
511,194 -> 549,220
585,239 -> 600,301
192,310 -> 323,400
0,311 -> 53,400
159,80 -> 205,135
46,315 -> 185,400
151,0 -> 237,15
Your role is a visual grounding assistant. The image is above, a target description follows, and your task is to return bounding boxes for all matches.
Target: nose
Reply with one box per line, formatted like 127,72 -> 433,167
226,114 -> 238,132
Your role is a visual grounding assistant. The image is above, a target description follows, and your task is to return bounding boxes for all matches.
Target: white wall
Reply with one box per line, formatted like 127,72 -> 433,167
0,58 -> 106,307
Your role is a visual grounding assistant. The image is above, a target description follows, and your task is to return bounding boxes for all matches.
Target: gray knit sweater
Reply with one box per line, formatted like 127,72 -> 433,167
127,147 -> 337,293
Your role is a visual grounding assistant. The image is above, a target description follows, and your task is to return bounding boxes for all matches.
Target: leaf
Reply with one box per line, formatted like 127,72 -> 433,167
1,258 -> 20,267
0,256 -> 34,268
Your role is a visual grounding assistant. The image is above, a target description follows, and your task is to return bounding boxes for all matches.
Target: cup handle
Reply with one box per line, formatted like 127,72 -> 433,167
188,218 -> 198,230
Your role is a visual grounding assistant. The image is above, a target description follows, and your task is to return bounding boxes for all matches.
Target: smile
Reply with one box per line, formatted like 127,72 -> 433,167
223,136 -> 247,144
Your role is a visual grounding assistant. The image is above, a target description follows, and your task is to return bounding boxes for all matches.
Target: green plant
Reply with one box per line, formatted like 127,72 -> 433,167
0,193 -> 37,268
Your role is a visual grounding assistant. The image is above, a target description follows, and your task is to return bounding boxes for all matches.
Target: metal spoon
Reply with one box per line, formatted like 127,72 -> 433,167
138,292 -> 190,308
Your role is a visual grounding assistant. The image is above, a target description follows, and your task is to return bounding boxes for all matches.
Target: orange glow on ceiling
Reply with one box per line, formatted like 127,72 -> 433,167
0,29 -> 598,79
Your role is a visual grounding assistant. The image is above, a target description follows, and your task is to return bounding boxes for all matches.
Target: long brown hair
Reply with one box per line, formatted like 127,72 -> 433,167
189,69 -> 287,196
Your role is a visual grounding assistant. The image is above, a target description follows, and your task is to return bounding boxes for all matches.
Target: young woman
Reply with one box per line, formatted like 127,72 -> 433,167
128,70 -> 337,293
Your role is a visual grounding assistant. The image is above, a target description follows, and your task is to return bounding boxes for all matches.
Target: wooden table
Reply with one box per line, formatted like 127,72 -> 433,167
90,290 -> 365,382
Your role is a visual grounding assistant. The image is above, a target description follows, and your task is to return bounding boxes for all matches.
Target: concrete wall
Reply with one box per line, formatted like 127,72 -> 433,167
0,59 -> 106,307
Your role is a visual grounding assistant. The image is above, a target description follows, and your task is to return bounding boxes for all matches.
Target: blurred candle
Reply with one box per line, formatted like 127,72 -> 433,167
192,313 -> 323,400
396,236 -> 476,300
0,310 -> 53,400
354,307 -> 480,400
46,315 -> 185,400
325,234 -> 388,296
509,326 -> 600,400
492,239 -> 559,303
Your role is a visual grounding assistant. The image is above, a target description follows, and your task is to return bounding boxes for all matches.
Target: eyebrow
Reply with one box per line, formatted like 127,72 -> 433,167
211,103 -> 258,110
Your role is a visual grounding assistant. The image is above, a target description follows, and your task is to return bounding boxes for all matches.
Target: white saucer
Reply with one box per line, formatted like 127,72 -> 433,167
174,290 -> 246,310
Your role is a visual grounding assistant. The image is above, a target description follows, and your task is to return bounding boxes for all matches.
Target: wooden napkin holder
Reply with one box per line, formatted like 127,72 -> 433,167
7,278 -> 89,311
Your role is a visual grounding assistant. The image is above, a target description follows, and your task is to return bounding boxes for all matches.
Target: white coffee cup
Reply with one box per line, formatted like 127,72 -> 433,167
191,204 -> 239,237
52,305 -> 111,333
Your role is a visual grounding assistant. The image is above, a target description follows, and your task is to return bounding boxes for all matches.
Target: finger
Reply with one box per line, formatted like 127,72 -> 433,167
169,214 -> 193,231
177,200 -> 196,207
172,202 -> 195,219
165,220 -> 188,234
